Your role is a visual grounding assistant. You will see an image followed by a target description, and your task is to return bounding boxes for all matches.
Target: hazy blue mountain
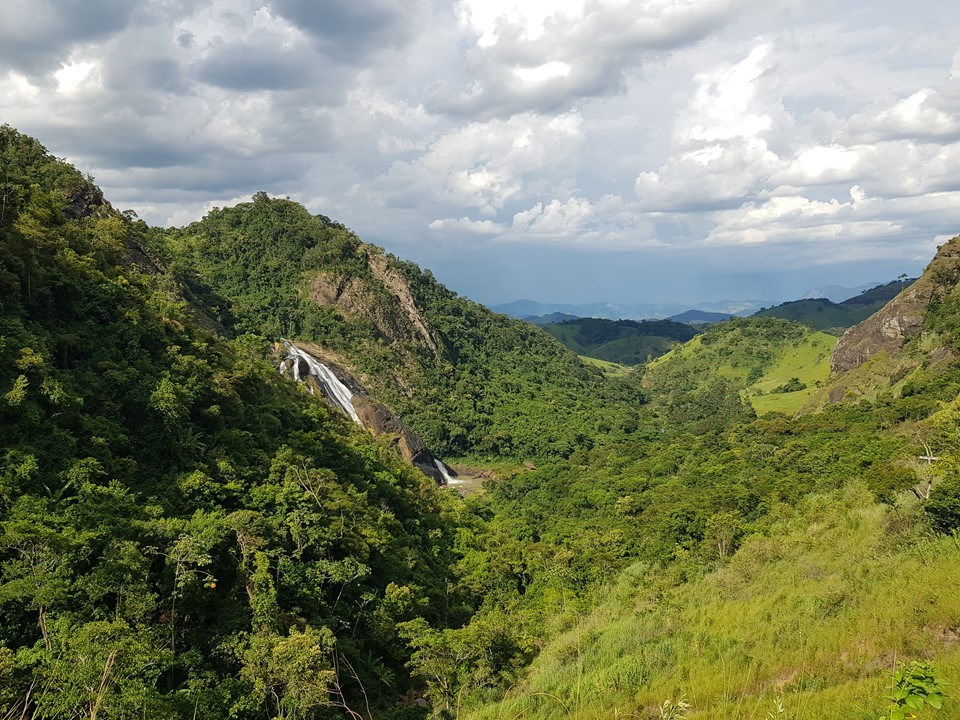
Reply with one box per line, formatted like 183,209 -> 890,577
670,309 -> 734,324
493,299 -> 768,321
521,312 -> 582,325
801,281 -> 881,302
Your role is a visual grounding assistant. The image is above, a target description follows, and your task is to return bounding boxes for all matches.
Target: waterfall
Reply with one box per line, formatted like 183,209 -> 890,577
281,341 -> 458,487
433,458 -> 460,485
283,343 -> 362,425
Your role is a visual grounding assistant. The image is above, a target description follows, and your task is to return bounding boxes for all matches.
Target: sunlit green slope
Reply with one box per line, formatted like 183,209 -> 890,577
645,317 -> 836,416
464,486 -> 960,720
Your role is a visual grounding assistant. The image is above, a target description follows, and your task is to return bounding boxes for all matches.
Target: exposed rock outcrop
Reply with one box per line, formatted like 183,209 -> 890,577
352,396 -> 446,482
309,273 -> 366,315
307,247 -> 442,361
831,239 -> 960,373
365,251 -> 440,355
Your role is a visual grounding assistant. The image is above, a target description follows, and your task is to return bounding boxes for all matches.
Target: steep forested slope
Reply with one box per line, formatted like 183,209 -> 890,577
160,197 -> 645,460
0,125 -> 465,719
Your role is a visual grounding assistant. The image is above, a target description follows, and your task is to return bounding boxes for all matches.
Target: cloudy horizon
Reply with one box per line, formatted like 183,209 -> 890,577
3,0 -> 960,307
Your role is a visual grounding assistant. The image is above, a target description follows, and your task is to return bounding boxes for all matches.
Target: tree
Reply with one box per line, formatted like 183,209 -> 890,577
924,475 -> 960,534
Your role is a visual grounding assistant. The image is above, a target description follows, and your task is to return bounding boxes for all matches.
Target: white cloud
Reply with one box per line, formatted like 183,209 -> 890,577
54,60 -> 98,94
432,0 -> 752,117
513,61 -> 572,84
373,113 -> 583,214
512,197 -> 594,235
680,43 -> 774,143
635,137 -> 780,210
429,217 -> 506,234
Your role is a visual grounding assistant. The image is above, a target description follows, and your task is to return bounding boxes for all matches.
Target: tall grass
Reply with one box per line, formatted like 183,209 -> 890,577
464,485 -> 960,719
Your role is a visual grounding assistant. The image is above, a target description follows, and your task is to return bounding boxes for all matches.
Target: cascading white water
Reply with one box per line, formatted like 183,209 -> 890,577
433,458 -> 461,485
281,341 -> 459,486
283,343 -> 362,424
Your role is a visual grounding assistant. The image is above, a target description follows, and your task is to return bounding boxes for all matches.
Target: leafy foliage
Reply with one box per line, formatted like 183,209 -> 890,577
880,661 -> 948,720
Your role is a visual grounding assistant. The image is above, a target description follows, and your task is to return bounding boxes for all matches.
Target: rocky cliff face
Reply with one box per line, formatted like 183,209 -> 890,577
831,239 -> 960,373
308,246 -> 441,359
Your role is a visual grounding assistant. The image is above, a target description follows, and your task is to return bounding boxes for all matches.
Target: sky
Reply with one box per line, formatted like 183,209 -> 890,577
3,0 -> 960,307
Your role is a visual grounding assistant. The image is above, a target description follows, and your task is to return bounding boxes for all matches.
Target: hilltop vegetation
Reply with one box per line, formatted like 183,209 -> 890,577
160,197 -> 645,460
541,317 -> 697,365
645,317 -> 836,416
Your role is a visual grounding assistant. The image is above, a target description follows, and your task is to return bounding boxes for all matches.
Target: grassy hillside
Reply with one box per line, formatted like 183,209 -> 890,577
645,318 -> 836,416
578,355 -> 633,379
463,485 -> 960,720
543,317 -> 697,365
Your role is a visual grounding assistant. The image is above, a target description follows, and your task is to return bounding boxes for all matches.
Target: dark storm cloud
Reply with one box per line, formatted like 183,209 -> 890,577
195,40 -> 320,91
105,56 -> 190,95
428,0 -> 745,118
22,116 -> 202,170
103,153 -> 316,195
270,0 -> 425,61
426,60 -> 627,119
0,0 -> 135,75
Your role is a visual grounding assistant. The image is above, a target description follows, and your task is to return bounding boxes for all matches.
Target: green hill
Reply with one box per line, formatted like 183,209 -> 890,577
753,279 -> 916,332
159,198 -> 645,460
542,317 -> 697,365
0,125 -> 465,719
645,317 -> 836,416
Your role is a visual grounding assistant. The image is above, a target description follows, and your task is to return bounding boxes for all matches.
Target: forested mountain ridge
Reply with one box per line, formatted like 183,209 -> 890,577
540,317 -> 697,365
752,278 -> 917,333
0,125 -> 471,718
159,196 -> 646,460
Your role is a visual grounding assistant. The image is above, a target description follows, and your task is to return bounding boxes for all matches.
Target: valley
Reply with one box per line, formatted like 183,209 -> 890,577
1,125 -> 959,720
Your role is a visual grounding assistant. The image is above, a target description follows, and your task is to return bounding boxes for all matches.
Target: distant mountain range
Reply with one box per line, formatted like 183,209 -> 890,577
669,309 -> 734,324
492,299 -> 768,321
494,281 -> 903,323
801,282 -> 882,303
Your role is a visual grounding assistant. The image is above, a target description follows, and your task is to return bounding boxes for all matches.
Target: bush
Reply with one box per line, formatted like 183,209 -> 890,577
925,475 -> 960,533
771,377 -> 806,394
